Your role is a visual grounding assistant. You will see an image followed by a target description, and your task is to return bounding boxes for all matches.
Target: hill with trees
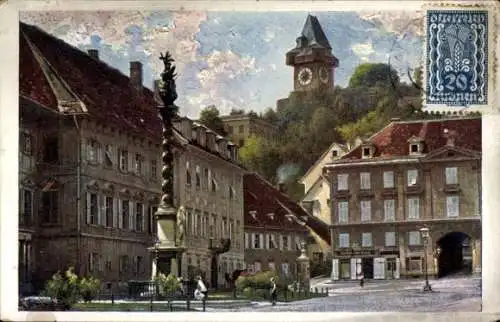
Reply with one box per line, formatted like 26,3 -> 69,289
195,63 -> 472,201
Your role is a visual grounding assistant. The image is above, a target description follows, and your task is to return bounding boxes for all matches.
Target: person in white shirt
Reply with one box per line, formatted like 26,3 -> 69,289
195,275 -> 208,300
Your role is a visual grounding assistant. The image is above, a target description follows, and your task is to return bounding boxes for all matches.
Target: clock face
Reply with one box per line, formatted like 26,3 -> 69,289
319,67 -> 329,84
298,67 -> 313,86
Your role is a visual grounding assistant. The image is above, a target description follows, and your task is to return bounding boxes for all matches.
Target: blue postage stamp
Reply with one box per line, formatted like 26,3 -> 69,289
426,10 -> 488,106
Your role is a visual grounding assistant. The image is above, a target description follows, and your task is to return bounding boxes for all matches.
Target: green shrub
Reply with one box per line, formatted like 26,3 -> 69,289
43,267 -> 81,309
80,276 -> 100,303
236,270 -> 278,291
155,273 -> 181,296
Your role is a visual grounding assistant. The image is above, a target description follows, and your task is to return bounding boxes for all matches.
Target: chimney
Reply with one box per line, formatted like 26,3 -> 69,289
130,61 -> 143,93
88,49 -> 99,60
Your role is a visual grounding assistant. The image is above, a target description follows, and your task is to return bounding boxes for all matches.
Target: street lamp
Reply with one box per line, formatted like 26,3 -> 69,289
420,227 -> 432,292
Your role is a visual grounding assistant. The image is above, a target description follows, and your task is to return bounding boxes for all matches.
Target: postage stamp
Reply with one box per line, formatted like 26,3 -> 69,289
423,3 -> 498,114
426,10 -> 488,106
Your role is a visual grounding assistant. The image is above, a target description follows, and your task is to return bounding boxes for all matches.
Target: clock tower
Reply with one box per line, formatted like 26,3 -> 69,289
286,15 -> 339,93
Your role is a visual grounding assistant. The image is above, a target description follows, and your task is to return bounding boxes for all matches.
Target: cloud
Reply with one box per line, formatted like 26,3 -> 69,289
359,11 -> 425,37
351,41 -> 376,61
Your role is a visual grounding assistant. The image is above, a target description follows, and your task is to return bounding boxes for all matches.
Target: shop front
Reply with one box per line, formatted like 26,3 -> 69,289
331,249 -> 400,280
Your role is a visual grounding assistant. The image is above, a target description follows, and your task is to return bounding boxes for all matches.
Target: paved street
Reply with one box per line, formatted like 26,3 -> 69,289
208,276 -> 481,312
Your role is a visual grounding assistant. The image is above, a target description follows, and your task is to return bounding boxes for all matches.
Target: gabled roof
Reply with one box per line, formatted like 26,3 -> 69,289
300,14 -> 332,49
338,117 -> 481,162
244,173 -> 331,245
299,141 -> 347,184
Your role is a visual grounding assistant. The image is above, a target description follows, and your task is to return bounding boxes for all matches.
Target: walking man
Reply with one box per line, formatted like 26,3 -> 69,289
270,277 -> 278,306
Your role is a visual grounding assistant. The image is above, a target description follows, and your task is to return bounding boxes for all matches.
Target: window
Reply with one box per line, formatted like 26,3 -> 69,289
360,172 -> 371,190
19,189 -> 33,224
337,174 -> 349,191
203,213 -> 210,237
362,147 -> 371,158
268,234 -> 277,249
245,233 -> 249,249
410,144 -> 419,153
87,139 -> 100,163
198,212 -> 204,236
407,169 -> 418,186
407,257 -> 423,272
150,159 -> 157,179
204,168 -> 209,189
20,132 -> 32,155
384,199 -> 395,221
211,172 -> 217,192
119,255 -> 129,273
239,125 -> 244,133
254,261 -> 262,272
446,195 -> 459,217
268,262 -> 276,272
135,202 -> 144,232
281,262 -> 290,277
383,171 -> 394,188
121,200 -> 130,230
229,186 -> 234,200
148,206 -> 157,234
332,150 -> 338,158
338,201 -> 349,223
135,256 -> 143,274
239,139 -> 245,147
119,149 -> 128,172
253,233 -> 261,249
105,196 -> 113,227
105,260 -> 112,272
339,233 -> 350,248
195,166 -> 201,188
385,232 -> 396,247
40,191 -> 58,223
135,154 -> 143,175
89,252 -> 99,272
86,193 -> 99,225
104,145 -> 114,167
360,200 -> 371,221
43,136 -> 59,163
361,232 -> 372,247
445,167 -> 458,185
408,231 -> 421,246
282,235 -> 289,250
229,219 -> 234,239
228,126 -> 233,134
407,197 -> 420,219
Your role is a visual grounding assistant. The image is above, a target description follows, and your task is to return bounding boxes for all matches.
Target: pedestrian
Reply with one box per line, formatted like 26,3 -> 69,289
270,277 -> 278,306
195,275 -> 208,300
359,273 -> 365,288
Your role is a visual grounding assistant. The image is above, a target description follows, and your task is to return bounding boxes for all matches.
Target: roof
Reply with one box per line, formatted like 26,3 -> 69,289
244,172 -> 331,245
338,117 -> 482,162
300,15 -> 332,49
299,141 -> 347,184
19,22 -> 242,167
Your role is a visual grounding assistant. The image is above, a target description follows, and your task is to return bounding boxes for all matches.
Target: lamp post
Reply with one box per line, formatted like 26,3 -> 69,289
420,227 -> 432,292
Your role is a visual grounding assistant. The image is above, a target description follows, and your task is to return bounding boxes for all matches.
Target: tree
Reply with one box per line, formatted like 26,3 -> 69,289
262,107 -> 279,125
198,105 -> 227,136
348,63 -> 400,88
337,110 -> 390,147
230,108 -> 245,115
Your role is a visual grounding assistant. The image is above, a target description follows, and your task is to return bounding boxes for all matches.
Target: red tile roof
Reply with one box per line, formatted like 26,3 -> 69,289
19,31 -> 58,109
340,117 -> 482,161
19,22 -> 243,167
20,22 -> 162,140
244,173 -> 331,245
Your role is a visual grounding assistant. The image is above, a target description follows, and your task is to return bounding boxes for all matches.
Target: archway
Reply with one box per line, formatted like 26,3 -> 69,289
436,231 -> 473,278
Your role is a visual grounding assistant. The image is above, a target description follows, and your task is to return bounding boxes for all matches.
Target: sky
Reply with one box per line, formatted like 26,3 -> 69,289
20,11 -> 424,118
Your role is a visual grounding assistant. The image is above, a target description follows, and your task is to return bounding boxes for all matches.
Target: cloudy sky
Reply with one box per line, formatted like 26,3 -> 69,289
20,11 -> 424,118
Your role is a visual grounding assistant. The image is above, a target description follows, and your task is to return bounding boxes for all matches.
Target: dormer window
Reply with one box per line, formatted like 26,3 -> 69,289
249,210 -> 257,220
332,150 -> 338,158
361,143 -> 375,159
408,136 -> 424,155
266,213 -> 275,220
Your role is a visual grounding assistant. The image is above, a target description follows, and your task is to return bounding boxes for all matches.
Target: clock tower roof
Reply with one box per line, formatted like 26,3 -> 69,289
300,14 -> 331,49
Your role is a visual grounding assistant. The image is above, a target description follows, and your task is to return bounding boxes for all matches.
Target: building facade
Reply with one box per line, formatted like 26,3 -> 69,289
19,22 -> 244,293
324,118 -> 481,280
243,173 -> 310,279
221,114 -> 277,148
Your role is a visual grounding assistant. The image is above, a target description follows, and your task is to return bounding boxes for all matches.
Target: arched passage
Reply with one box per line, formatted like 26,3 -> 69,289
436,231 -> 473,278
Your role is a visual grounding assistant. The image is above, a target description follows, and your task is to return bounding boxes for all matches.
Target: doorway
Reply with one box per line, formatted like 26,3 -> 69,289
361,258 -> 374,279
437,232 -> 472,278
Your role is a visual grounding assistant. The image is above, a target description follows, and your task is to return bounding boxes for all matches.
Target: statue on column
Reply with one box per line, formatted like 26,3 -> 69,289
158,51 -> 178,108
176,206 -> 186,246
